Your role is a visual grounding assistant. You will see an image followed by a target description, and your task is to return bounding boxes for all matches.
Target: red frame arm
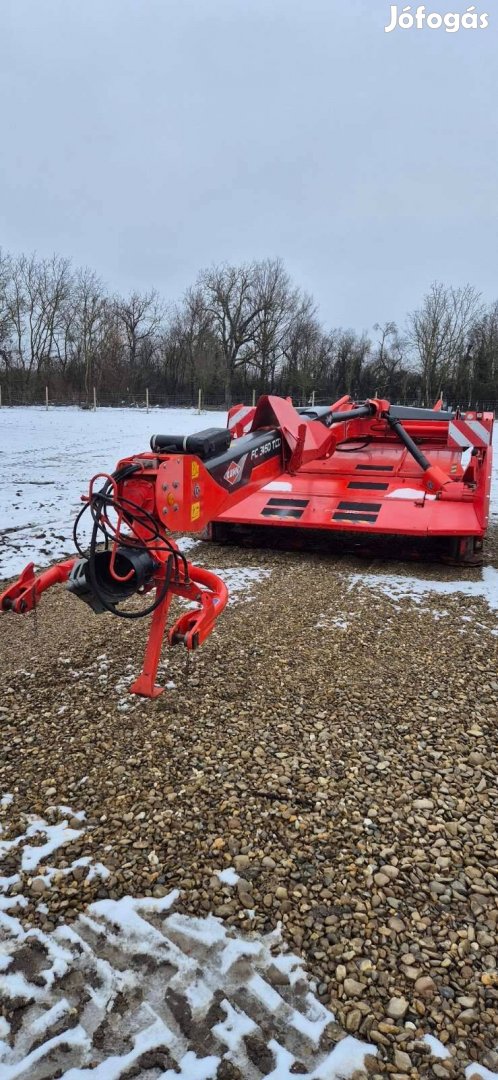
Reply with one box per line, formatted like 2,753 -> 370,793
1,555 -> 228,700
0,559 -> 76,614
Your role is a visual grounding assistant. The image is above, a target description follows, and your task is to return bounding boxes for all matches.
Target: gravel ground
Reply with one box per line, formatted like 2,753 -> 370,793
1,527 -> 497,1079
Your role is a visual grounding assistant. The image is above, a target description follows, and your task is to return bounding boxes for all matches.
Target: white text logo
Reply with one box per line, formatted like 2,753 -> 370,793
385,4 -> 489,31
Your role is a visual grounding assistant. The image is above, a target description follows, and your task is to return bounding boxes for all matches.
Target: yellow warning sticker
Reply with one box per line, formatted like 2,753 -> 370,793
191,461 -> 200,479
191,501 -> 201,521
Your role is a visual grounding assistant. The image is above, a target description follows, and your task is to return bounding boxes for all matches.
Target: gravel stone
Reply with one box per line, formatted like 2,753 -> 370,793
387,997 -> 409,1020
1,530 -> 497,1072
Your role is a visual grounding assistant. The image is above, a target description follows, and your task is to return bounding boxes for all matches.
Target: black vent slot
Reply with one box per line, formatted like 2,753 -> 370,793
338,501 -> 382,513
266,497 -> 308,508
333,511 -> 379,524
262,507 -> 304,520
355,464 -> 393,472
348,481 -> 389,491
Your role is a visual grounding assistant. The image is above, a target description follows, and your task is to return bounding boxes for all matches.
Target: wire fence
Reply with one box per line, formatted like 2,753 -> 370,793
0,388 -> 231,411
0,385 -> 496,413
0,388 -> 310,411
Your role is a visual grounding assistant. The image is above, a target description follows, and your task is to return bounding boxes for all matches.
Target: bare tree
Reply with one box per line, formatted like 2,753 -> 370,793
0,249 -> 13,378
331,330 -> 371,397
65,268 -> 110,399
368,321 -> 407,397
408,282 -> 483,404
197,263 -> 267,407
168,287 -> 215,399
114,290 -> 163,370
281,312 -> 333,401
465,301 -> 498,406
3,253 -> 72,392
249,259 -> 305,393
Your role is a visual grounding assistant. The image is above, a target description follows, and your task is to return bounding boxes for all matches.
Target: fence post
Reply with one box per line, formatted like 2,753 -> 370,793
252,388 -> 256,407
93,386 -> 97,411
198,387 -> 202,413
146,387 -> 149,413
45,386 -> 49,411
311,390 -> 315,407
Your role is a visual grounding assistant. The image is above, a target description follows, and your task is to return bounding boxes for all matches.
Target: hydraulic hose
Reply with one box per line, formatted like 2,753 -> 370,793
327,404 -> 376,424
385,414 -> 431,471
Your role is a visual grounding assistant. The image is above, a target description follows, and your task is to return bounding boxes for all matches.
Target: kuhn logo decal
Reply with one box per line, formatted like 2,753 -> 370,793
224,460 -> 242,485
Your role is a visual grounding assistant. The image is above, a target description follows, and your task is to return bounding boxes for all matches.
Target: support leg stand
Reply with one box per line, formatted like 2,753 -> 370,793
129,590 -> 172,698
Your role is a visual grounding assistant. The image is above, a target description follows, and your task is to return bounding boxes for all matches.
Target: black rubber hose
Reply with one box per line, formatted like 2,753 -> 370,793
385,414 -> 431,471
326,404 -> 376,424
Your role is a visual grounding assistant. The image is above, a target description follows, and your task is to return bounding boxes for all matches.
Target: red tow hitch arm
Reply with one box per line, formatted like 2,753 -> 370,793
1,558 -> 228,700
0,559 -> 76,614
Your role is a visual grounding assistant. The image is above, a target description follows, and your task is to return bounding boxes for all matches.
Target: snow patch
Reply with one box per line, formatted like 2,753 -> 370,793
216,867 -> 240,885
1,1024 -> 92,1080
21,821 -> 84,872
316,615 -> 350,631
465,1066 -> 498,1080
386,487 -> 436,501
0,816 -> 84,871
262,481 -> 293,492
210,566 -> 272,603
30,997 -> 72,1036
423,1033 -> 452,1059
348,565 -> 498,614
318,1035 -> 379,1078
212,999 -> 257,1051
289,993 -> 335,1045
175,536 -> 202,554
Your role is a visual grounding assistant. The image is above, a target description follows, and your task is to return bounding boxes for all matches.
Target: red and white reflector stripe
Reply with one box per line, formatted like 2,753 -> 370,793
448,418 -> 492,450
227,405 -> 255,438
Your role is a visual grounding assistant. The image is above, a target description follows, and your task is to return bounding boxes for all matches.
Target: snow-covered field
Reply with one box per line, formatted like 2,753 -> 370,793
0,797 -> 491,1080
0,407 -> 227,579
0,799 -> 376,1079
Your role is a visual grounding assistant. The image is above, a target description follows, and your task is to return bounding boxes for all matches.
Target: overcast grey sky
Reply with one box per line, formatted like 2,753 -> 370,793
1,0 -> 496,331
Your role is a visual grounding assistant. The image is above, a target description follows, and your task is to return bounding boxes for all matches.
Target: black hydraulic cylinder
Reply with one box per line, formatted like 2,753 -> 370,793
327,404 -> 376,424
386,414 -> 431,471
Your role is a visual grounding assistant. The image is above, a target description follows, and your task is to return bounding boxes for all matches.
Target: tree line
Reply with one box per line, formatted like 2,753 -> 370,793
0,248 -> 497,409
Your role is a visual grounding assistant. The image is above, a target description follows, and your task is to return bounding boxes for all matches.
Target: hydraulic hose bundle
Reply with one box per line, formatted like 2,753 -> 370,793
69,463 -> 187,618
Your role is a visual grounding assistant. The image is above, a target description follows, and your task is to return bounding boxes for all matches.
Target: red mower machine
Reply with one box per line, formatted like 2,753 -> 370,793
1,395 -> 493,698
214,395 -> 494,564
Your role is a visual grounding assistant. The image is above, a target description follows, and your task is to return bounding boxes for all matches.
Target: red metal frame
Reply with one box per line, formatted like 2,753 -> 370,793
0,560 -> 77,613
221,396 -> 494,556
1,549 -> 228,699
